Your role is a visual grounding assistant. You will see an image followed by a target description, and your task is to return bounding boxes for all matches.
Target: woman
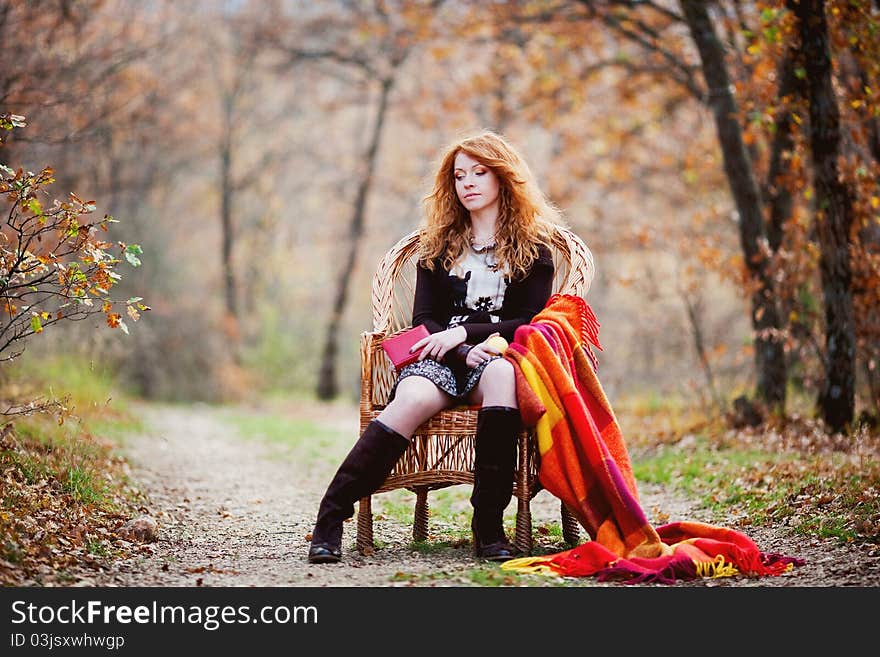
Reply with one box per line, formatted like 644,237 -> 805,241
308,130 -> 562,564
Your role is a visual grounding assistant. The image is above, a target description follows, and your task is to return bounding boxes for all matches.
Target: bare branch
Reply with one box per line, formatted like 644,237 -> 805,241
577,0 -> 705,100
283,47 -> 379,79
603,0 -> 685,24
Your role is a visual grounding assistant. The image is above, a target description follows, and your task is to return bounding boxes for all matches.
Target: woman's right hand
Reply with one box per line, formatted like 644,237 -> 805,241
410,325 -> 467,362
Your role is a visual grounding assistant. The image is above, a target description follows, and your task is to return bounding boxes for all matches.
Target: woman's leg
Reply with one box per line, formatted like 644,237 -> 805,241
467,357 -> 517,409
376,375 -> 454,437
308,376 -> 451,564
466,358 -> 521,560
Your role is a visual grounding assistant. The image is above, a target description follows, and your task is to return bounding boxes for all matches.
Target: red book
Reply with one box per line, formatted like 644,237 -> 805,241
381,324 -> 430,370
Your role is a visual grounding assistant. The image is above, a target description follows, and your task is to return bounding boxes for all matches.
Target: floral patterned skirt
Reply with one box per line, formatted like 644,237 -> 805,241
389,354 -> 503,402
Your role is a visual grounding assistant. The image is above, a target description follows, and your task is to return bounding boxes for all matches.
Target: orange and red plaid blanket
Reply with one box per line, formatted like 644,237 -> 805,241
500,293 -> 803,584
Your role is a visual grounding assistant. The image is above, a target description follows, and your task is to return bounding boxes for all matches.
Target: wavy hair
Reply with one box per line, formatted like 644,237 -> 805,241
418,130 -> 563,280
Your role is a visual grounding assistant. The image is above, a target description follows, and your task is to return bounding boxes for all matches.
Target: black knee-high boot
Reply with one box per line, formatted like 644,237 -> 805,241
308,420 -> 409,564
470,406 -> 521,561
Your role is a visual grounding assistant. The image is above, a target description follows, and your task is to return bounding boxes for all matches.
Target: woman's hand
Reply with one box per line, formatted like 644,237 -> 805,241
410,325 -> 467,362
465,332 -> 505,368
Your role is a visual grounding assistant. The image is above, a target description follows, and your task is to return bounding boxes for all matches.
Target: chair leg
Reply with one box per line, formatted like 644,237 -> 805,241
514,429 -> 533,555
515,495 -> 532,555
356,495 -> 373,554
561,501 -> 580,546
413,487 -> 429,542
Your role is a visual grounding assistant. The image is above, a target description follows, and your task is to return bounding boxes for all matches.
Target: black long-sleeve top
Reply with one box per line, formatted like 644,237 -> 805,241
411,243 -> 554,345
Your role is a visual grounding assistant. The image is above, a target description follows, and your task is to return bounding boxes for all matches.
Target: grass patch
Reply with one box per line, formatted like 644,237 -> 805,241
376,493 -> 419,526
86,539 -> 111,557
387,565 -> 518,586
8,410 -> 128,512
0,352 -> 148,585
5,351 -> 131,413
374,486 -> 532,549
628,403 -> 880,545
221,410 -> 349,465
458,568 -> 522,586
63,465 -> 107,505
410,539 -> 465,554
389,565 -> 578,587
86,412 -> 145,445
633,439 -> 790,496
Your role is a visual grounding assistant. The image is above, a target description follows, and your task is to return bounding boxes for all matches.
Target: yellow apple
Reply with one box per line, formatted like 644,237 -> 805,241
485,335 -> 509,355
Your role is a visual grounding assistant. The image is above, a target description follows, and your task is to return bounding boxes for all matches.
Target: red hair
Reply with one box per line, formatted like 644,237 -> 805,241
419,130 -> 562,280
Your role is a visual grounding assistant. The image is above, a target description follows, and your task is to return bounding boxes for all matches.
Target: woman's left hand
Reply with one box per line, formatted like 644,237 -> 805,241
465,332 -> 505,368
410,325 -> 467,362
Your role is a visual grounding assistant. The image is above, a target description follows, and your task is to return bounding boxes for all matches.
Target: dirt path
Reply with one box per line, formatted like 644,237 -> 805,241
92,402 -> 880,587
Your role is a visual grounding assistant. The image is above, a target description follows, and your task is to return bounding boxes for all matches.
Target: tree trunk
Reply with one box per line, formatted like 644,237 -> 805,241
863,64 -> 880,167
682,287 -> 721,409
855,67 -> 880,413
840,44 -> 880,414
680,0 -> 787,414
790,0 -> 857,432
315,76 -> 395,400
220,96 -> 237,320
766,48 -> 804,253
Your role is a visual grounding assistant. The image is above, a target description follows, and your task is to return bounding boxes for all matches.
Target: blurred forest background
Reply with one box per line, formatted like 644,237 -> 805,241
2,0 -> 879,433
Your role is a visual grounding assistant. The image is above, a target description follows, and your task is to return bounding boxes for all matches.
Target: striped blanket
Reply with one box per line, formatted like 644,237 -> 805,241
500,293 -> 803,584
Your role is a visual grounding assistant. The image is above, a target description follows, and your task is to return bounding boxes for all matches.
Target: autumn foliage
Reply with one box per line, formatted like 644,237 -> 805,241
0,114 -> 148,363
0,416 -> 145,586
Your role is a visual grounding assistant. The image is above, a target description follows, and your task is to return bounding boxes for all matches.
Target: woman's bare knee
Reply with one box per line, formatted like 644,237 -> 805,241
378,376 -> 450,435
479,358 -> 515,389
473,358 -> 517,407
394,376 -> 449,407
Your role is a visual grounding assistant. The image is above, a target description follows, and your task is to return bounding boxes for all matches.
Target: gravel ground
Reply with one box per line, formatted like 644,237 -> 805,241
88,403 -> 880,588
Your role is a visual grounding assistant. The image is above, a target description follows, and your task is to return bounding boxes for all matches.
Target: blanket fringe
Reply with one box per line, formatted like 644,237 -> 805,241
545,293 -> 603,351
695,555 -> 740,578
499,556 -> 559,575
578,296 -> 603,352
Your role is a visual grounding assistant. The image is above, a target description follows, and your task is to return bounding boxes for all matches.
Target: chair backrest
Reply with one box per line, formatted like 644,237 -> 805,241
368,224 -> 595,405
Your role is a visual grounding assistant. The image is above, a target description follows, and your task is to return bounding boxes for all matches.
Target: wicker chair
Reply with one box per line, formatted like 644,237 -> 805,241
356,224 -> 595,555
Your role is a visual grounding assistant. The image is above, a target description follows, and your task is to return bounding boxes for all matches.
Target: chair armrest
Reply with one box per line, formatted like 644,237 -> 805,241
360,331 -> 385,414
362,328 -> 423,417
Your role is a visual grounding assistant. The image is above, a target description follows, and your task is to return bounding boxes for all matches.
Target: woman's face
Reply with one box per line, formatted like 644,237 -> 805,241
453,151 -> 500,216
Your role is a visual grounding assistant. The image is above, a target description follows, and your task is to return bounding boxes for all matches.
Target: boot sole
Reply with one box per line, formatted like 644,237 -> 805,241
307,544 -> 342,564
308,553 -> 341,564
